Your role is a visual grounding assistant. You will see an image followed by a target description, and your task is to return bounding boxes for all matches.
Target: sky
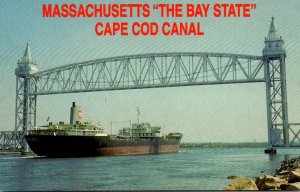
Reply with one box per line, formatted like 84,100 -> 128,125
0,0 -> 299,142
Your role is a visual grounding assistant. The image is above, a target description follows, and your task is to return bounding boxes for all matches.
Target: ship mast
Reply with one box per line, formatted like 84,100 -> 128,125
137,107 -> 140,124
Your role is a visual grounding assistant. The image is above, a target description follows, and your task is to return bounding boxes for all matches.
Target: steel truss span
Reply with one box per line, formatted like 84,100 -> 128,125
31,52 -> 264,95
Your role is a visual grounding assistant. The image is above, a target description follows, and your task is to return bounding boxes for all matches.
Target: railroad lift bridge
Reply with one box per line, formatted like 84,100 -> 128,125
4,17 -> 300,153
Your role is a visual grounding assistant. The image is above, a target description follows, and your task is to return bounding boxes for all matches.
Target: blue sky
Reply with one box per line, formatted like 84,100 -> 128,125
1,0 -> 300,142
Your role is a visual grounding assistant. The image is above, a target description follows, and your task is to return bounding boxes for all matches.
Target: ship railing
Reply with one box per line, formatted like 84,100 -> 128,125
66,128 -> 106,136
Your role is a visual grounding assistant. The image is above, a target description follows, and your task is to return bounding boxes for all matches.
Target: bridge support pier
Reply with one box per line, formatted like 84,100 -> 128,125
15,77 -> 37,153
263,17 -> 289,153
15,43 -> 38,153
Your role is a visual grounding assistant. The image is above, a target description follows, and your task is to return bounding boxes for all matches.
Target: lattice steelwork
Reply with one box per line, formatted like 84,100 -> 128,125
15,77 -> 37,151
31,53 -> 264,95
0,131 -> 23,151
14,43 -> 38,152
264,57 -> 288,147
289,124 -> 300,145
262,17 -> 296,150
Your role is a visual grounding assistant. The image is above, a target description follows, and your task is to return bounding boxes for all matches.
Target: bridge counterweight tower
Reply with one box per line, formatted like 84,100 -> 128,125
263,17 -> 289,152
15,43 -> 38,152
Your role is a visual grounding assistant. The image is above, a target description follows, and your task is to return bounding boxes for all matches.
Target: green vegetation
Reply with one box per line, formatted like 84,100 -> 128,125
180,142 -> 268,149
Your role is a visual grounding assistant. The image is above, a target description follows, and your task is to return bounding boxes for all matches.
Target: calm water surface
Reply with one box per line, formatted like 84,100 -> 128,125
1,148 -> 300,190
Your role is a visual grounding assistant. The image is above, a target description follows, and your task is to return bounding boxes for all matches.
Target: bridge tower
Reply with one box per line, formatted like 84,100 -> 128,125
14,43 -> 38,152
263,17 -> 289,152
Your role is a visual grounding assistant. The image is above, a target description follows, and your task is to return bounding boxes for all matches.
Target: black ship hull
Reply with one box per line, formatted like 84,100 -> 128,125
25,135 -> 181,157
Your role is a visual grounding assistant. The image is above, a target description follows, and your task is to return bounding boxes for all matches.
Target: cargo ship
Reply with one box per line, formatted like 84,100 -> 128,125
25,102 -> 182,157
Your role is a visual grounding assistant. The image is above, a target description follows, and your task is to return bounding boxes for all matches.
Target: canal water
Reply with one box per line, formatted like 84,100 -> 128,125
1,148 -> 300,190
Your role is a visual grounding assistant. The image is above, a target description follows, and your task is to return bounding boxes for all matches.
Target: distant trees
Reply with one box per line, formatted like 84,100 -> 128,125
180,142 -> 268,149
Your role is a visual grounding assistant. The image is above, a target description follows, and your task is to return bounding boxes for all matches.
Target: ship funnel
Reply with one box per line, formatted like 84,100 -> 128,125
70,102 -> 83,124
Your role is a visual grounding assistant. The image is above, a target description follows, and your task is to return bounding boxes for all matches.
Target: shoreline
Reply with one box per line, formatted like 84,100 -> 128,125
224,156 -> 300,190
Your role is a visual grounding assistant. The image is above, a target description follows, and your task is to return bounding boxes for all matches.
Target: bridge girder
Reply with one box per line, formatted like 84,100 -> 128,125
30,52 -> 264,95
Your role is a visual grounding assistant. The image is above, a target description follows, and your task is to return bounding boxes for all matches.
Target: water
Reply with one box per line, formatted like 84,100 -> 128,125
1,148 -> 300,190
